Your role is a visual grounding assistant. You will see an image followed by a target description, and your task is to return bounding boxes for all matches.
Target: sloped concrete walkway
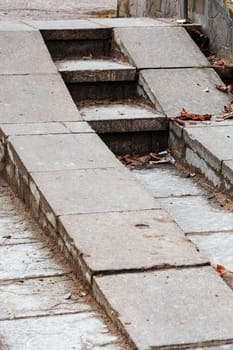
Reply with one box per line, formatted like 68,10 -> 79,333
0,17 -> 233,349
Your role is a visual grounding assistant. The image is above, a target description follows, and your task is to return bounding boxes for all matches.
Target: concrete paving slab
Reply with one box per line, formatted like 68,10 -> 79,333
140,68 -> 231,117
0,31 -> 56,74
0,74 -> 82,124
0,242 -> 67,280
94,267 -> 233,349
0,122 -> 68,136
0,275 -> 91,320
0,0 -> 117,20
190,232 -> 233,272
0,313 -> 119,350
114,27 -> 209,69
155,196 -> 233,234
80,103 -> 166,133
56,59 -> 136,83
0,216 -> 38,246
27,19 -> 104,30
8,133 -> 120,172
90,17 -> 170,28
59,209 -> 207,273
0,21 -> 36,31
64,121 -> 95,133
184,126 -> 233,172
31,168 -> 156,216
132,165 -> 205,198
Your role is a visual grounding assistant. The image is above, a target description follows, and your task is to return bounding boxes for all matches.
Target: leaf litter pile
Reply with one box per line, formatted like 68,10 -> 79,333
118,151 -> 175,169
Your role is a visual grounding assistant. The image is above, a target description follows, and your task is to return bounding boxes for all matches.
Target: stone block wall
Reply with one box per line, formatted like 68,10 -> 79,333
117,0 -> 233,60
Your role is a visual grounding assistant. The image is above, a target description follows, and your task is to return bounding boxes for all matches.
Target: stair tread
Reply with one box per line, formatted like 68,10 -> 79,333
56,58 -> 135,72
80,103 -> 163,121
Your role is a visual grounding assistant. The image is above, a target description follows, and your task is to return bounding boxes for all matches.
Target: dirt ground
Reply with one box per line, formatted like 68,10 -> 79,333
0,0 -> 118,20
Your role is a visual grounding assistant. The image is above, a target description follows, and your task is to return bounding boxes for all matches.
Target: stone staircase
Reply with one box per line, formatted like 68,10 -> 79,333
1,17 -> 233,350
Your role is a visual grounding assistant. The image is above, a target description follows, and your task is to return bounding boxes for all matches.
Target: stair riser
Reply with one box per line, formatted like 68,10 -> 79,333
100,131 -> 168,155
67,81 -> 138,102
60,69 -> 136,83
46,39 -> 111,60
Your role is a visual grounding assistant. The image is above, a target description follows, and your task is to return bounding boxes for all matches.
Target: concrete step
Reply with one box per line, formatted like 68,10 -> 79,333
38,20 -> 112,59
56,58 -> 136,83
80,103 -> 167,133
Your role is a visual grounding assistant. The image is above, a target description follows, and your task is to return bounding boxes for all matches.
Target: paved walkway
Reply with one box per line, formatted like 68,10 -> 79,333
0,178 -> 126,350
0,0 -> 117,20
0,14 -> 233,350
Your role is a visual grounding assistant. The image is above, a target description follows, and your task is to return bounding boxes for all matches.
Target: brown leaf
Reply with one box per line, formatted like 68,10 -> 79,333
216,264 -> 227,277
216,84 -> 228,93
173,108 -> 212,125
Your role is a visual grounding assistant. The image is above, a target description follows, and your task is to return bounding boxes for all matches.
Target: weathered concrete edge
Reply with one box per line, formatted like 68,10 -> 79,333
169,121 -> 233,195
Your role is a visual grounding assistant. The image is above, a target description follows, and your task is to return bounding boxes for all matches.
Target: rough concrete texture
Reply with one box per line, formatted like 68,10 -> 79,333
0,215 -> 38,246
0,275 -> 91,319
0,313 -> 119,350
63,121 -> 95,133
190,232 -> 233,272
0,74 -> 82,124
59,209 -> 207,273
56,59 -> 136,83
90,17 -> 169,27
0,122 -> 68,136
140,68 -> 231,117
0,242 -> 68,280
80,103 -> 166,133
155,196 -> 233,234
132,165 -> 205,198
8,133 -> 120,172
0,21 -> 35,31
184,126 -> 233,172
114,26 -> 209,69
94,267 -> 233,349
0,31 -> 56,74
0,0 -> 117,20
31,168 -> 156,216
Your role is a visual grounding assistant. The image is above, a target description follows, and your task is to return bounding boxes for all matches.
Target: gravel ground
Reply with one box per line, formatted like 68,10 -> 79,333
0,0 -> 117,20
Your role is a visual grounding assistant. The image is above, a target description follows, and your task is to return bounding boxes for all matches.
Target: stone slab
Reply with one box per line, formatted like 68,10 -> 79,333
0,242 -> 67,280
8,133 -> 120,172
114,26 -> 209,69
0,215 -> 38,246
0,275 -> 90,320
132,165 -> 205,198
59,209 -> 207,273
155,196 -> 233,234
0,313 -> 119,350
27,19 -> 111,40
31,168 -> 156,216
64,121 -> 95,133
56,59 -> 136,83
94,267 -> 233,349
184,126 -> 233,172
0,21 -> 36,31
80,103 -> 167,133
0,122 -> 68,136
190,232 -> 233,272
0,31 -> 56,74
140,68 -> 231,117
0,74 -> 82,124
90,17 -> 170,28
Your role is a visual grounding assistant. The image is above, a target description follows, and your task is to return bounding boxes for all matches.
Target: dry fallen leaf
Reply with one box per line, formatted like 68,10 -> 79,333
216,84 -> 228,93
118,151 -> 175,169
216,264 -> 227,277
172,108 -> 212,125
